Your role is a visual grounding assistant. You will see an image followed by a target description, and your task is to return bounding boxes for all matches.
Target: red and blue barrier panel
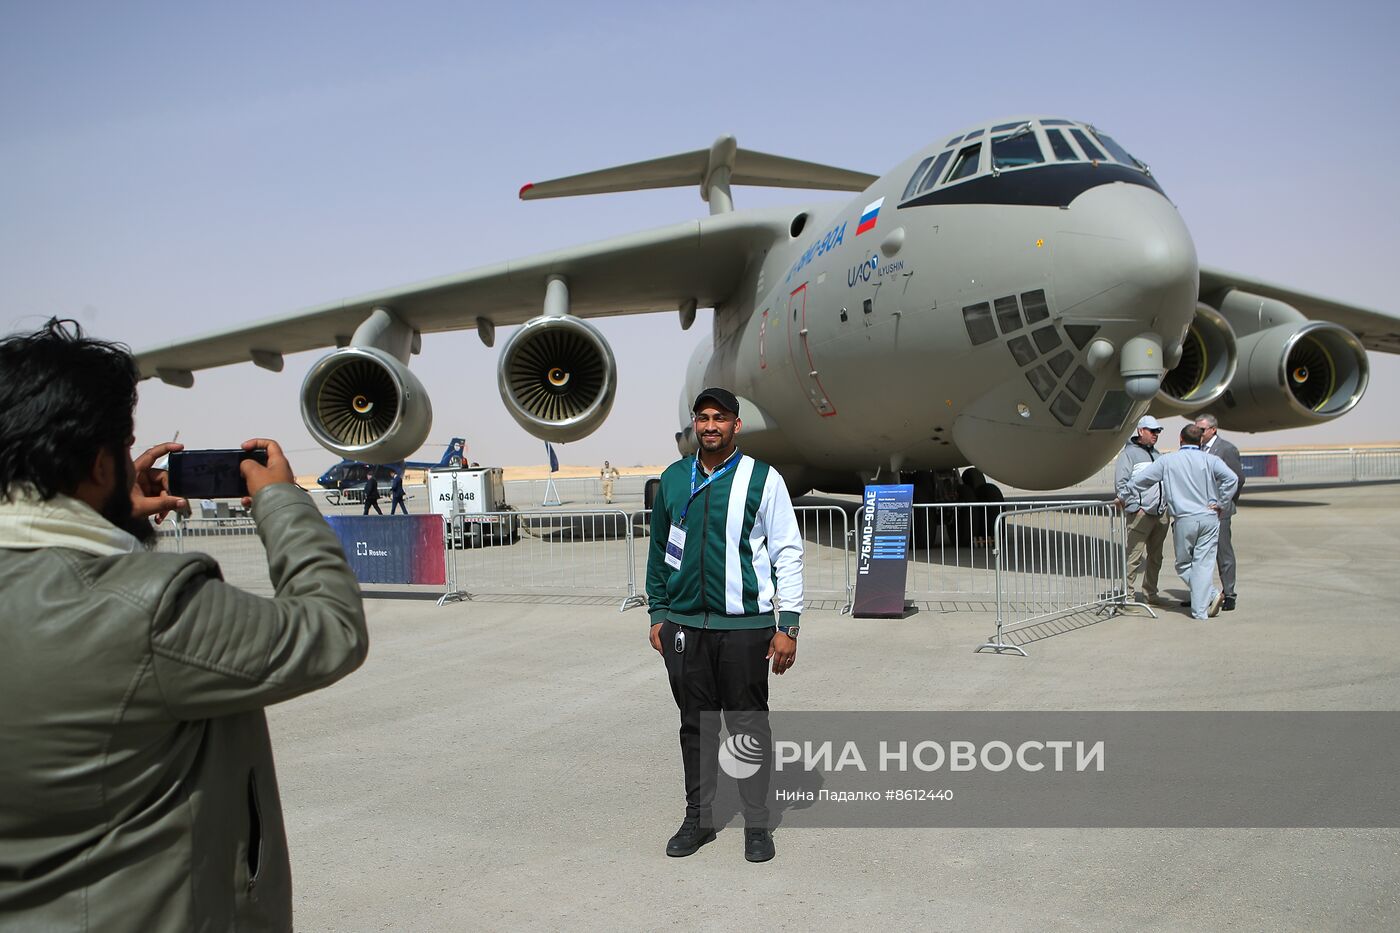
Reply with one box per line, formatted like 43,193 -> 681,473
325,514 -> 446,585
1240,454 -> 1280,479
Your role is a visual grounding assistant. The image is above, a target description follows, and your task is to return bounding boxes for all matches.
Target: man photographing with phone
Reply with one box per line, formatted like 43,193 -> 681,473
0,319 -> 369,931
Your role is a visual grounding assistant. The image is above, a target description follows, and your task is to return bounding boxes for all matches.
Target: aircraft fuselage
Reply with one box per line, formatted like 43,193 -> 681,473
683,117 -> 1198,491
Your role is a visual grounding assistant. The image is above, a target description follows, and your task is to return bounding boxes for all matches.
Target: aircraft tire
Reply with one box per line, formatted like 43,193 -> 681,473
495,510 -> 520,545
941,483 -> 977,547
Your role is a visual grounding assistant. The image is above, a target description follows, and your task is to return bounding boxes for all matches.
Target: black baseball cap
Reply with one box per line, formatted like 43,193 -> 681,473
692,387 -> 740,416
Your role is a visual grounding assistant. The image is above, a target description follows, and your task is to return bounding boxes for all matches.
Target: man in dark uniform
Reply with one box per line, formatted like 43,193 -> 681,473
646,387 -> 804,863
362,468 -> 382,515
390,469 -> 407,514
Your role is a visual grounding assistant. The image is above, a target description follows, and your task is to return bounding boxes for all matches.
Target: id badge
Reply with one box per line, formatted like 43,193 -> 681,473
664,523 -> 686,570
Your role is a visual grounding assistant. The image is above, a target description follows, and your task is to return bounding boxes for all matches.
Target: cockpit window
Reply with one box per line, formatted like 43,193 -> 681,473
915,150 -> 952,194
991,121 -> 1026,133
1046,129 -> 1079,161
901,148 -> 957,201
945,143 -> 982,183
1040,118 -> 1074,126
1071,129 -> 1106,161
945,134 -> 963,147
1092,131 -> 1143,169
992,130 -> 1044,169
964,128 -> 983,140
901,157 -> 934,201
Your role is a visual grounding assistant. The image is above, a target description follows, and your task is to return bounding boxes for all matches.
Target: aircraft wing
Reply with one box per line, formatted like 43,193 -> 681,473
134,211 -> 786,380
1200,266 -> 1400,354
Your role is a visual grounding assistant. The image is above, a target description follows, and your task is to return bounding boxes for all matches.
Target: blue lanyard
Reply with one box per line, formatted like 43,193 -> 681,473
680,449 -> 739,526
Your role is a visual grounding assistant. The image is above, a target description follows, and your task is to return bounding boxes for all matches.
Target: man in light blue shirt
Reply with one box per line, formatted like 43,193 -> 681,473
1129,423 -> 1239,619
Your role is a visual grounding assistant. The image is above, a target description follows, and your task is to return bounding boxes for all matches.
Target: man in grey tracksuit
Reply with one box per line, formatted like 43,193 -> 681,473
1195,412 -> 1245,611
1113,414 -> 1170,604
1130,423 -> 1239,620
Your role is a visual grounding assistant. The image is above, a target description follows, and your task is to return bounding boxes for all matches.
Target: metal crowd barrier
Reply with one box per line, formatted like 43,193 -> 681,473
851,500 -> 1094,604
158,444 -> 1396,622
1249,447 -> 1400,484
504,475 -> 656,507
155,517 -> 274,595
151,501 -> 1126,626
1354,448 -> 1400,481
792,505 -> 852,610
976,501 -> 1137,657
444,509 -> 643,610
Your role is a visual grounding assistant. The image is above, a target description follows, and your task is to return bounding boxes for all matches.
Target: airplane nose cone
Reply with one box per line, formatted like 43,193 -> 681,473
1051,182 -> 1198,340
953,180 -> 1202,487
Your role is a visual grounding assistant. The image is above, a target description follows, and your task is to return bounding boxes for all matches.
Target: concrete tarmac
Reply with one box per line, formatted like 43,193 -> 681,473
269,483 -> 1400,931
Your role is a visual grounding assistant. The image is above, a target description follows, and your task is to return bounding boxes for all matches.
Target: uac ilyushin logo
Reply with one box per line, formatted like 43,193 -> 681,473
848,253 -> 906,287
718,733 -> 765,779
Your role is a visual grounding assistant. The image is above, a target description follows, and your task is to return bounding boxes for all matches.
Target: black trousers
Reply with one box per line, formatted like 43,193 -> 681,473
390,497 -> 407,514
660,621 -> 772,827
363,499 -> 382,515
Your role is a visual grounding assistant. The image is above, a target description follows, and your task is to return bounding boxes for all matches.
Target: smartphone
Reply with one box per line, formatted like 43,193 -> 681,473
167,449 -> 268,499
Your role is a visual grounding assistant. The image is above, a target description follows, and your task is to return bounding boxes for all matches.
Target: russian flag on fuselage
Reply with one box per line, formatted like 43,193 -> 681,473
856,197 -> 884,236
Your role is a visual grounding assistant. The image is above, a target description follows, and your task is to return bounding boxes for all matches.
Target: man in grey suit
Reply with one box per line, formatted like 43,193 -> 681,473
1195,412 -> 1244,611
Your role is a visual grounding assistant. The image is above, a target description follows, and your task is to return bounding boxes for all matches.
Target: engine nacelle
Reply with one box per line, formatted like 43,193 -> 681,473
1217,321 -> 1369,431
498,314 -> 617,442
1155,302 -> 1238,414
301,347 -> 433,463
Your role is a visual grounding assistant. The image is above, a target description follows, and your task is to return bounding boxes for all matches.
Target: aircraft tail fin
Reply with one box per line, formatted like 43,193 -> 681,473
518,135 -> 876,215
439,438 -> 466,467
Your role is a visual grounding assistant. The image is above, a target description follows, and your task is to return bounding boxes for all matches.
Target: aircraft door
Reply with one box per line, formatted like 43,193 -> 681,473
787,283 -> 837,416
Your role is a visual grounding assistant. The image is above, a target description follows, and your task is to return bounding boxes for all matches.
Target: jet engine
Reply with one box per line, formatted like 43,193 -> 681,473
498,314 -> 617,442
1155,302 -> 1238,414
1218,321 -> 1369,431
301,347 -> 433,463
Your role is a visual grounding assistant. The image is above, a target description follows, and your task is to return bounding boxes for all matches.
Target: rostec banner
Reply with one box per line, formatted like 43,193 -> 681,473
325,515 -> 446,585
1240,453 -> 1280,478
852,484 -> 913,618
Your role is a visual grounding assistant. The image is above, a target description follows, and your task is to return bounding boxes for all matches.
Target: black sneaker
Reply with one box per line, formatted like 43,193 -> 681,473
666,816 -> 715,857
1222,595 -> 1236,612
744,828 -> 775,863
1179,600 -> 1192,608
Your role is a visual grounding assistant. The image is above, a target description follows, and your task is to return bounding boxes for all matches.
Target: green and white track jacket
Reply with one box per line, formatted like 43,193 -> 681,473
646,450 -> 803,630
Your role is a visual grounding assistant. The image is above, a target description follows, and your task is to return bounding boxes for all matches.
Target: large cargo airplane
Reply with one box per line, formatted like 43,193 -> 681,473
135,117 -> 1398,501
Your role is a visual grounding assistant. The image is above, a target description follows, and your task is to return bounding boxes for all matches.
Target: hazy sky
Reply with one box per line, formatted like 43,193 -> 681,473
3,0 -> 1397,476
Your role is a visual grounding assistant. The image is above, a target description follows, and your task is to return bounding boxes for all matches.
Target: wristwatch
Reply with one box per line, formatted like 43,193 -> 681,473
778,624 -> 799,638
